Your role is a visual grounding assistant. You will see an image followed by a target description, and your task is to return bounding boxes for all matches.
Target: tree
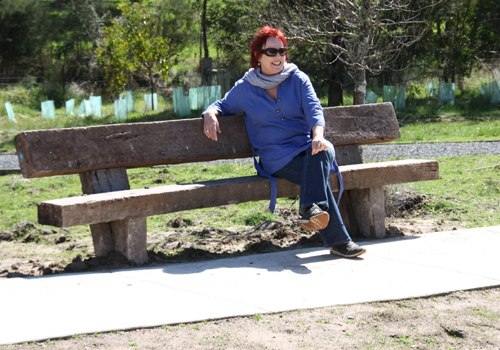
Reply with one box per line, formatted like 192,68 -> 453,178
207,0 -> 264,83
0,0 -> 46,77
419,0 -> 478,83
473,0 -> 500,57
398,0 -> 500,85
95,1 -> 170,99
260,0 -> 437,104
152,0 -> 198,62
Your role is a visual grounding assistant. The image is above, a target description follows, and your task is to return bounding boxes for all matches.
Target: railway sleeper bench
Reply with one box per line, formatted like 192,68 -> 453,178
15,102 -> 439,265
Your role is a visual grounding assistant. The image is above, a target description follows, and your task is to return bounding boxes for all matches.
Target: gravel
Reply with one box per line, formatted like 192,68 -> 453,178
0,155 -> 20,174
359,141 -> 500,161
2,141 -> 499,173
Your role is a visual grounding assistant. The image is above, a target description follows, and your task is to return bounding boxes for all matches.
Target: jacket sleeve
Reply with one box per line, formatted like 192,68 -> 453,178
203,79 -> 246,116
299,72 -> 325,130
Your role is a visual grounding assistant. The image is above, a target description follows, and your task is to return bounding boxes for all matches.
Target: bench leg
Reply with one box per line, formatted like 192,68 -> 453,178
339,187 -> 386,238
90,223 -> 115,257
89,218 -> 148,265
80,168 -> 148,265
110,218 -> 148,265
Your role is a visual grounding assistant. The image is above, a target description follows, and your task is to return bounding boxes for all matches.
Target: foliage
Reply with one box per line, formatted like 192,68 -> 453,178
473,0 -> 500,57
397,0 -> 500,84
153,0 -> 199,66
30,0 -> 115,84
425,0 -> 478,82
259,0 -> 438,104
0,0 -> 46,76
206,0 -> 262,83
399,84 -> 500,119
1,0 -> 498,108
95,1 -> 170,97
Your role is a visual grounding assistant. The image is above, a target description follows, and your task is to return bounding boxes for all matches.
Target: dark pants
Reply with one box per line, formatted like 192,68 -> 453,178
273,146 -> 351,247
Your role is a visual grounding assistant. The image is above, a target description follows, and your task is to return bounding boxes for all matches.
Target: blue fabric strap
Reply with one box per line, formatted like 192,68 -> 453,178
251,147 -> 343,214
252,151 -> 277,213
330,158 -> 344,205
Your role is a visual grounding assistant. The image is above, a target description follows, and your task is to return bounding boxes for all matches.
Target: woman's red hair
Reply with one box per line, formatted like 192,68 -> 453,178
250,26 -> 289,69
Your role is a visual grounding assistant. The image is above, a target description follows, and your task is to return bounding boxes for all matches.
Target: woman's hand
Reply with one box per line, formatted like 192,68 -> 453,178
203,109 -> 221,141
311,125 -> 328,155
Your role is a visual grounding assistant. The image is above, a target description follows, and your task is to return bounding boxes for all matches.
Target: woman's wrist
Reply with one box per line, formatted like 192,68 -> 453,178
203,109 -> 220,119
311,125 -> 325,140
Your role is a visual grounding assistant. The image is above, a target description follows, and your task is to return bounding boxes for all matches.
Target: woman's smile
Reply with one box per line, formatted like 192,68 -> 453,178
259,37 -> 286,76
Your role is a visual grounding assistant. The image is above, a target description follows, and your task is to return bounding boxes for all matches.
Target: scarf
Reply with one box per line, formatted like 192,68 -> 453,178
243,63 -> 298,89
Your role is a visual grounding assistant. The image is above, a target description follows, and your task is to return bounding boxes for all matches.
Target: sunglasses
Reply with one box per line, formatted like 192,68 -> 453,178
261,47 -> 287,57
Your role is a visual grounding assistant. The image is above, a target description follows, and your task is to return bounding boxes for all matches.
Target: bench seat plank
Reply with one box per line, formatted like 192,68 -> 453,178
38,159 -> 438,228
15,103 -> 400,179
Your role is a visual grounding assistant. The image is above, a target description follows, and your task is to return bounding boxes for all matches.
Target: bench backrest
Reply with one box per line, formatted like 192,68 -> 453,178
15,102 -> 399,179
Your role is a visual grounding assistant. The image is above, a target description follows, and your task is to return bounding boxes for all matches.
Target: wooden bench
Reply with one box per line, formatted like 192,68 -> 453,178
14,102 -> 439,265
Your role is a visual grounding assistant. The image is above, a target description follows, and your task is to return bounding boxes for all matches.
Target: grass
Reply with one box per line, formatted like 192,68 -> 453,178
395,117 -> 500,143
2,85 -> 500,154
0,161 -> 286,233
1,155 -> 499,235
0,86 -> 201,154
402,88 -> 500,118
387,155 -> 500,229
1,84 -> 499,245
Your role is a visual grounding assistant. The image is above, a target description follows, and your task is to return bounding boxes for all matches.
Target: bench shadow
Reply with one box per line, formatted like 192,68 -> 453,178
6,234 -> 420,280
155,237 -> 327,275
153,233 -> 420,276
31,230 -> 420,278
159,242 -> 373,276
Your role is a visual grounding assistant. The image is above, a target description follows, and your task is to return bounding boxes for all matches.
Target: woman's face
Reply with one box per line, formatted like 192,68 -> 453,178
258,36 -> 286,76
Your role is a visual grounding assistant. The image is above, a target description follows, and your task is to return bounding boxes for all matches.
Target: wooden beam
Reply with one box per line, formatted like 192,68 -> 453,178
38,159 -> 438,228
324,103 -> 400,145
16,103 -> 400,179
15,116 -> 252,179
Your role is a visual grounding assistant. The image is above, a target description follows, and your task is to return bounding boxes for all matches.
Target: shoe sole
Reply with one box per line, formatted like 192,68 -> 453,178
330,248 -> 367,258
298,212 -> 329,231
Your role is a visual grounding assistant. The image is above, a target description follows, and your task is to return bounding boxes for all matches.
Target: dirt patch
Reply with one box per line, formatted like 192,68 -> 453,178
1,288 -> 499,349
0,206 -> 325,277
1,193 -> 498,349
0,193 -> 466,278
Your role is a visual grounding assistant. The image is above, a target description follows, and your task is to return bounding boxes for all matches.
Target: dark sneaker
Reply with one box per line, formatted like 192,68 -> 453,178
330,241 -> 366,258
298,204 -> 329,231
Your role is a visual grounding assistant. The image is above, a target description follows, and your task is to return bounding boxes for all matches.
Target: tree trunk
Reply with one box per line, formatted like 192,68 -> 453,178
353,0 -> 370,106
328,80 -> 343,107
353,68 -> 366,105
328,62 -> 344,107
149,68 -> 155,110
202,0 -> 209,58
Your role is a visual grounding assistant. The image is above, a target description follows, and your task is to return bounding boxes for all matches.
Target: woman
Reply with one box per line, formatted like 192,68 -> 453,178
203,26 -> 365,258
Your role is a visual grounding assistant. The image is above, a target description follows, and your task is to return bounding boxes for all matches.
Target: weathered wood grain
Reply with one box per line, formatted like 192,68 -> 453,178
324,103 -> 400,145
78,167 -> 148,264
15,103 -> 400,178
38,159 -> 438,228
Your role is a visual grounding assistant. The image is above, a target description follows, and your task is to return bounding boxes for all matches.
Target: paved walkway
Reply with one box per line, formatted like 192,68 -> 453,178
1,226 -> 499,345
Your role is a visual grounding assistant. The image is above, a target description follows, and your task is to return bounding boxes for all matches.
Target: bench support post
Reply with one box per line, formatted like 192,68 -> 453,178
89,223 -> 114,256
339,187 -> 386,238
110,218 -> 148,264
80,168 -> 148,265
335,145 -> 386,239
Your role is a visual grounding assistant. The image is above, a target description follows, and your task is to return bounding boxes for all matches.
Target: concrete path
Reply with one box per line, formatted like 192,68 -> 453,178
1,226 -> 500,345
